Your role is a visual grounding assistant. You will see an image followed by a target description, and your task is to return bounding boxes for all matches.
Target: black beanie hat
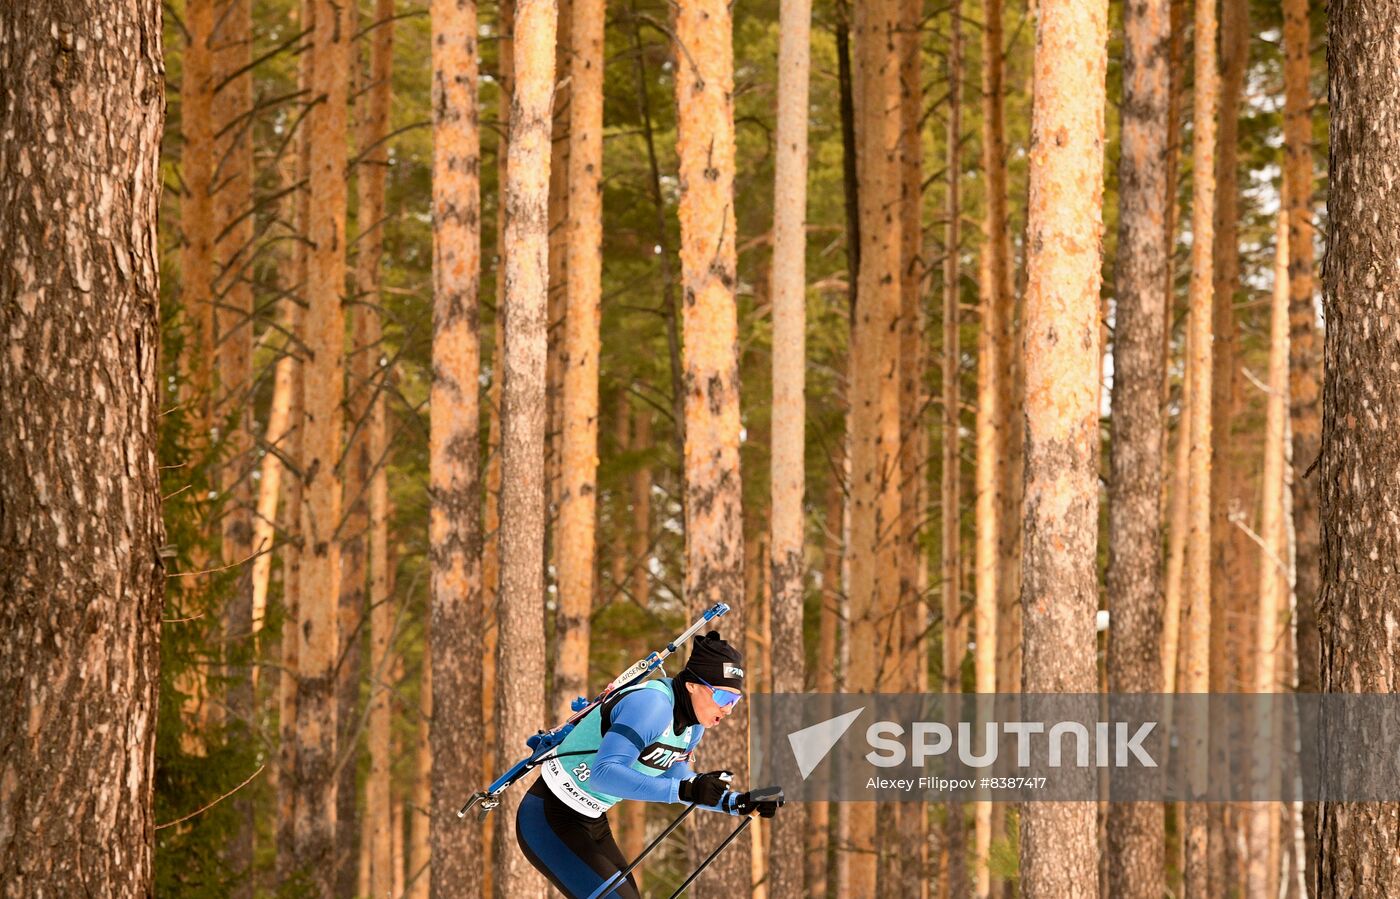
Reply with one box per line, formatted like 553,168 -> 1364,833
683,630 -> 745,690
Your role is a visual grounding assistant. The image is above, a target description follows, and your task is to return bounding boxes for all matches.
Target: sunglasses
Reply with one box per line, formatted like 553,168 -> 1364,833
692,673 -> 743,709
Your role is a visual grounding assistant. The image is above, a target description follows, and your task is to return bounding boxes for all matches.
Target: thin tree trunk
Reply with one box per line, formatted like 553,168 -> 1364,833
1019,0 -> 1108,893
554,0 -> 604,722
0,2 -> 165,890
972,0 -> 1006,887
481,2 -> 513,889
253,338 -> 294,640
898,0 -> 929,890
277,42 -> 313,876
1208,0 -> 1248,887
1282,0 -> 1320,882
673,0 -> 746,888
296,0 -> 352,885
807,463 -> 843,898
1316,0 -> 1400,892
846,0 -> 903,890
409,640 -> 432,899
1247,211 -> 1290,899
769,0 -> 812,886
545,0 -> 571,568
430,0 -> 485,894
1183,0 -> 1219,878
941,0 -> 967,891
361,7 -> 396,891
1104,0 -> 1169,889
494,0 -> 556,889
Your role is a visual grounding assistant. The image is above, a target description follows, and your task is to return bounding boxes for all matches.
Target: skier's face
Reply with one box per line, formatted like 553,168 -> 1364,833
687,681 -> 742,728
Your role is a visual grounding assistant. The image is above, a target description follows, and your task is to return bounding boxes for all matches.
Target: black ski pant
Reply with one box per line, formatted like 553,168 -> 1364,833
515,776 -> 642,899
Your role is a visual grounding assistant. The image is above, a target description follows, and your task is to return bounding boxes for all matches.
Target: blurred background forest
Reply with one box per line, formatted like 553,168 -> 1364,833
148,0 -> 1327,893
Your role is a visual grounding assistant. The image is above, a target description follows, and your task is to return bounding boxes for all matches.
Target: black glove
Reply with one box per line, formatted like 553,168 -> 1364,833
678,770 -> 732,807
733,785 -> 785,818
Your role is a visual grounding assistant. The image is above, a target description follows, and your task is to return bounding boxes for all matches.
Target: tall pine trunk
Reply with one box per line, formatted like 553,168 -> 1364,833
296,0 -> 352,886
555,0 -> 604,721
1247,211 -> 1289,899
674,0 -> 747,887
1183,0 -> 1219,880
848,0 -> 903,889
1019,0 -> 1108,894
0,2 -> 165,890
1316,0 -> 1400,891
494,0 -> 556,889
357,1 -> 396,893
940,0 -> 966,890
429,0 -> 485,894
769,0 -> 812,887
1104,0 -> 1169,891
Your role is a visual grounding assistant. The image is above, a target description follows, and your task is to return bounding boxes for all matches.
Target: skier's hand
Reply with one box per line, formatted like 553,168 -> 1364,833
733,786 -> 785,818
679,770 -> 732,807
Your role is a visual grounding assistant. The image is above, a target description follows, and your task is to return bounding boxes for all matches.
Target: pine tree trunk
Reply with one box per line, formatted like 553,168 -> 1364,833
973,0 -> 1006,887
673,0 -> 747,887
847,0 -> 903,889
253,327 -> 294,640
1208,0 -> 1248,887
769,0 -> 812,885
358,5 -> 396,894
545,0 -> 571,566
1316,0 -> 1400,891
494,0 -> 556,890
806,462 -> 843,898
940,0 -> 968,892
1247,211 -> 1290,899
1019,0 -> 1108,893
1183,0 -> 1218,878
898,0 -> 929,889
481,3 -> 513,889
277,40 -> 313,876
296,0 -> 352,886
429,0 -> 486,894
1281,0 -> 1320,882
0,3 -> 165,891
554,0 -> 604,722
1104,0 -> 1169,890
410,651 -> 432,899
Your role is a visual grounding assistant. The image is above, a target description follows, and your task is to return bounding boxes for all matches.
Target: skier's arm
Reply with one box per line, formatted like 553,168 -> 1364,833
587,690 -> 684,803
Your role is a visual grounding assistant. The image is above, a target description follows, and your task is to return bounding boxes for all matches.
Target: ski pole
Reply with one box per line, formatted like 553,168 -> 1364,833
665,815 -> 754,899
585,803 -> 698,899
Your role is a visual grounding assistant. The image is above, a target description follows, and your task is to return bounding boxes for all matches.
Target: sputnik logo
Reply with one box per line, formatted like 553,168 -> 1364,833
787,708 -> 865,780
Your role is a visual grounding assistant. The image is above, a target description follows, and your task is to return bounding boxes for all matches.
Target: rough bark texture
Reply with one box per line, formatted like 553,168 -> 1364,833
554,0 -> 603,721
1282,0 -> 1321,881
1104,0 -> 1168,891
295,0 -> 351,887
1183,0 -> 1218,881
494,0 -> 555,890
1316,1 -> 1400,893
357,3 -> 396,894
672,0 -> 747,889
0,2 -> 165,892
429,0 -> 485,895
768,0 -> 811,889
847,0 -> 903,889
1019,0 -> 1107,893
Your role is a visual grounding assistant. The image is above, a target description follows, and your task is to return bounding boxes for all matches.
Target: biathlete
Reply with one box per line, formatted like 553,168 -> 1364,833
514,630 -> 781,899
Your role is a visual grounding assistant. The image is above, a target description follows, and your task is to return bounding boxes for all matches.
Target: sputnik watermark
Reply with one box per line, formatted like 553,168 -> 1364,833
748,693 -> 1400,802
